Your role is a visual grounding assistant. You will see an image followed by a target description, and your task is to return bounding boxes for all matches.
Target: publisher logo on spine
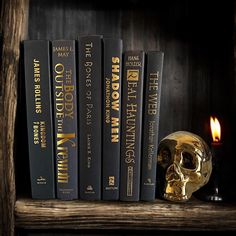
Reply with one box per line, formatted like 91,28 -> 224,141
127,70 -> 139,81
108,176 -> 115,186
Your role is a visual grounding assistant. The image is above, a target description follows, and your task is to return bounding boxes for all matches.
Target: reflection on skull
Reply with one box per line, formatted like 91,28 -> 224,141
156,131 -> 212,202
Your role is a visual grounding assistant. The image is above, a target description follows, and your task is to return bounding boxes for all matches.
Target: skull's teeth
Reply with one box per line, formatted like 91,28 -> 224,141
164,193 -> 188,202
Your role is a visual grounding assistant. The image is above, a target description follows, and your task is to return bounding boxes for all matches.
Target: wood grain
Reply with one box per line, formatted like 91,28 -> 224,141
0,0 -> 29,235
15,198 -> 236,231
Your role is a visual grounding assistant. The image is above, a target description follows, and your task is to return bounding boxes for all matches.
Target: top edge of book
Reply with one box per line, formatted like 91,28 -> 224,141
78,35 -> 103,39
52,39 -> 76,42
146,50 -> 164,55
23,39 -> 50,43
103,37 -> 122,41
124,50 -> 145,54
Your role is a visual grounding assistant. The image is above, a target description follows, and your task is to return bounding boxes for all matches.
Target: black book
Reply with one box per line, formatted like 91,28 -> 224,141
140,51 -> 164,201
120,51 -> 145,201
52,40 -> 78,200
78,35 -> 102,200
23,40 -> 55,199
102,38 -> 123,200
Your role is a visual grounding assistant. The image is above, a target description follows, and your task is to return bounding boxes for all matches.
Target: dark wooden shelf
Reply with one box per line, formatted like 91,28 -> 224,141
15,198 -> 236,231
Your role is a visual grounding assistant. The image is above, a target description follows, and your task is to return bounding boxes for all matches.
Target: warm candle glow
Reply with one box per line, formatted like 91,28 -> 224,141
210,116 -> 221,142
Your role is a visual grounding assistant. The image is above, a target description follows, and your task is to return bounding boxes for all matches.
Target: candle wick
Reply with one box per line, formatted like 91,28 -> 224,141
212,137 -> 220,143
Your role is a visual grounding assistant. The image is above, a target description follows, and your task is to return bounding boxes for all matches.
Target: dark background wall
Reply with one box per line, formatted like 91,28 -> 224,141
16,0 -> 235,197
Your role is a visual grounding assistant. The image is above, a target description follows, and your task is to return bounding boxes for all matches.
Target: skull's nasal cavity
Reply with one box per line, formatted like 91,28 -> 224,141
166,164 -> 181,181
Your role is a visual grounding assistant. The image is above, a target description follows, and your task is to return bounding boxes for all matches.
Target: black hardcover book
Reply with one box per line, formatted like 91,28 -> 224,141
120,51 -> 145,201
78,35 -> 102,200
23,40 -> 55,199
140,51 -> 164,201
52,40 -> 78,200
102,38 -> 123,200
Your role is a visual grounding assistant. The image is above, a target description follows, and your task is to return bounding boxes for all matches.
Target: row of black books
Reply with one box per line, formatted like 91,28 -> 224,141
23,35 -> 164,202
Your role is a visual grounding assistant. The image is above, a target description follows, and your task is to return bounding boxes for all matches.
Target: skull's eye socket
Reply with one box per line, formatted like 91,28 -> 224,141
157,148 -> 171,166
181,152 -> 196,169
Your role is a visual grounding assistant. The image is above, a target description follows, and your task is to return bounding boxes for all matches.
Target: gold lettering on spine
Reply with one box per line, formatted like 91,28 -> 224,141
147,72 -> 159,115
33,59 -> 42,114
84,42 -> 93,164
124,54 -> 142,196
147,71 -> 159,171
53,46 -> 74,58
125,103 -> 137,164
54,47 -> 76,185
110,56 -> 120,143
105,78 -> 111,124
33,120 -> 47,148
32,59 -> 47,149
33,121 -> 39,145
84,43 -> 93,129
40,121 -> 46,148
111,117 -> 119,142
56,133 -> 75,183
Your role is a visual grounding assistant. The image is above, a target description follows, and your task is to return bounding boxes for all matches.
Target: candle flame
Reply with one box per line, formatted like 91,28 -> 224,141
210,116 -> 221,142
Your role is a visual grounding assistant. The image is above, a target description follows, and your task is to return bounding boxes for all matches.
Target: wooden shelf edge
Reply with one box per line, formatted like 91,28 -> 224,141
15,197 -> 236,231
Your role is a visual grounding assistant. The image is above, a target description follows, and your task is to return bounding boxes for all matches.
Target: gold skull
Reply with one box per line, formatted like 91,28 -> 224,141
157,131 -> 212,202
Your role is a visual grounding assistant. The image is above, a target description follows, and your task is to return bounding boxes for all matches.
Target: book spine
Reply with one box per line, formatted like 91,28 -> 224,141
23,40 -> 55,199
140,51 -> 164,201
52,40 -> 78,200
120,51 -> 145,201
102,38 -> 123,200
78,35 -> 102,200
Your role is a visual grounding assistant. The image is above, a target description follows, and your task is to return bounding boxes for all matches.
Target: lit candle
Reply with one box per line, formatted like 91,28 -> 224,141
211,116 -> 221,143
194,116 -> 224,202
210,116 -> 222,161
208,116 -> 223,201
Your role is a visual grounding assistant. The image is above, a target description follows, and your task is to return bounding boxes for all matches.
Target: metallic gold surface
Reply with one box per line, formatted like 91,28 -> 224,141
157,131 -> 212,202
